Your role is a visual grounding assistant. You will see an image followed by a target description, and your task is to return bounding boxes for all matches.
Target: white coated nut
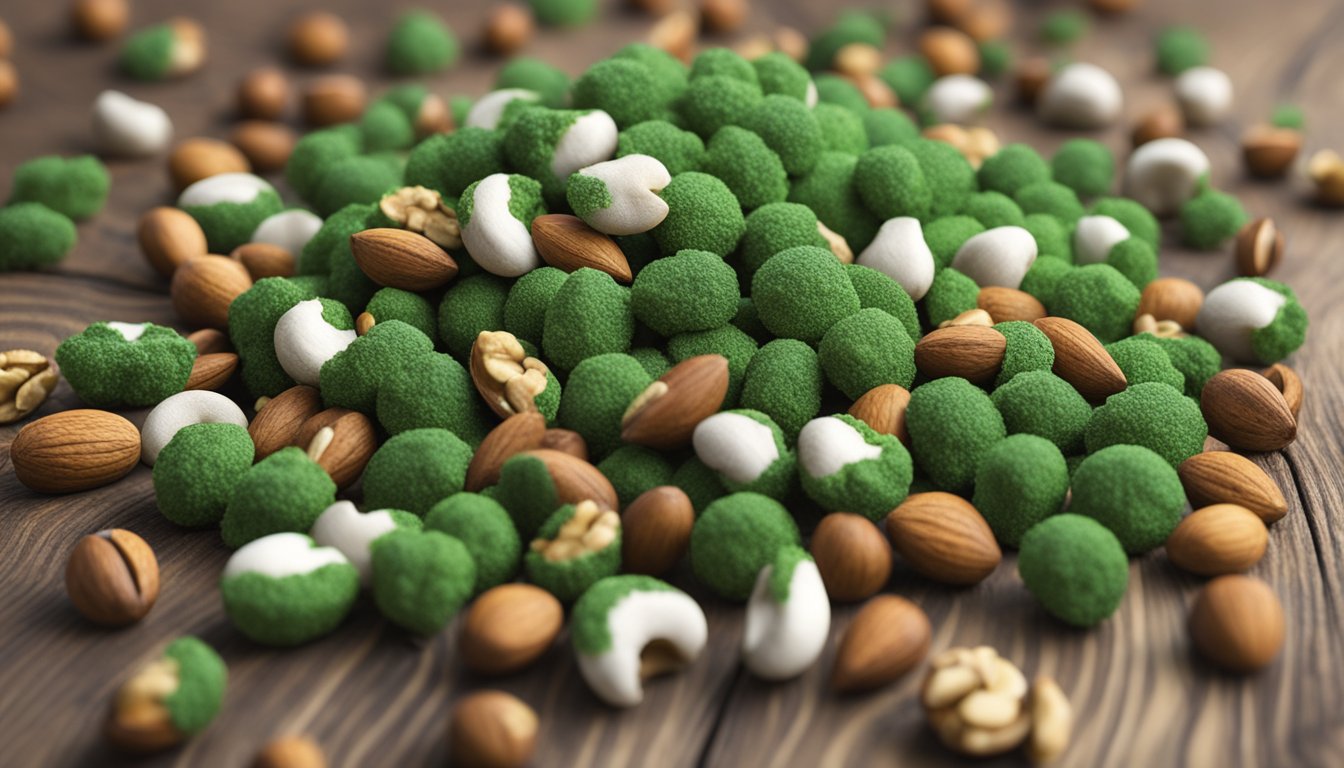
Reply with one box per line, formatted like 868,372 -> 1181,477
251,209 -> 324,256
273,299 -> 357,386
692,412 -> 780,485
922,75 -> 993,125
140,390 -> 248,465
309,501 -> 405,585
576,588 -> 708,707
796,416 -> 882,479
951,226 -> 1038,289
857,217 -> 936,300
1124,137 -> 1211,216
91,90 -> 174,158
571,154 -> 671,236
222,532 -> 349,580
742,557 -> 830,680
464,88 -> 541,130
1038,63 -> 1124,129
1174,66 -> 1233,127
178,172 -> 274,208
106,321 -> 149,342
1194,278 -> 1287,362
459,173 -> 542,277
552,110 -> 619,181
1072,215 -> 1130,265
804,78 -> 819,108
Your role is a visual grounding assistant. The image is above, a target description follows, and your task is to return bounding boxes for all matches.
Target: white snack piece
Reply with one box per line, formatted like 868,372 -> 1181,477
742,557 -> 830,680
552,110 -> 620,181
1124,137 -> 1211,216
693,412 -> 780,485
140,390 -> 248,465
91,90 -> 174,157
273,299 -> 357,386
222,532 -> 349,580
923,75 -> 993,125
1195,279 -> 1287,362
178,172 -> 274,207
106,321 -> 149,342
465,88 -> 540,130
459,173 -> 542,277
857,217 -> 937,300
796,416 -> 883,480
1072,215 -> 1130,265
1175,66 -> 1233,127
310,501 -> 405,585
252,209 -> 324,256
577,588 -> 708,707
951,226 -> 1038,289
571,154 -> 671,236
1038,63 -> 1124,129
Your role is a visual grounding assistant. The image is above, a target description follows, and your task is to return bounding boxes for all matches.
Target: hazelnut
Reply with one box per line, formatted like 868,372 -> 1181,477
810,512 -> 892,602
1242,126 -> 1301,178
65,529 -> 160,626
302,75 -> 366,127
1234,217 -> 1284,277
253,735 -> 327,768
700,0 -> 748,33
230,120 -> 297,173
1136,277 -> 1203,330
1131,104 -> 1184,147
237,67 -> 289,120
0,59 -> 17,110
448,691 -> 538,768
168,138 -> 251,191
287,11 -> 349,67
919,26 -> 980,76
484,4 -> 534,56
71,0 -> 129,42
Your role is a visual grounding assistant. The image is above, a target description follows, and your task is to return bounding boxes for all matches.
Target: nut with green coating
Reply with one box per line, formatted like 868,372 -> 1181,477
568,154 -> 671,236
1070,444 -> 1186,554
853,145 -> 931,221
677,75 -> 762,140
994,320 -> 1055,387
813,101 -> 869,155
526,500 -> 621,602
319,319 -> 435,413
631,249 -> 738,337
788,151 -> 880,250
906,377 -> 1006,491
572,58 -> 667,129
153,423 -> 255,528
617,120 -> 704,176
310,500 -> 423,585
1104,337 -> 1184,391
437,273 -> 510,359
177,173 -> 284,254
846,263 -> 922,341
106,635 -> 227,751
692,410 -> 796,501
1142,333 -> 1220,397
364,287 -> 436,342
1018,514 -> 1128,627
55,322 -> 196,408
863,108 -> 920,148
385,10 -> 458,75
978,144 -> 1051,197
597,445 -> 674,508
701,126 -> 789,211
797,414 -> 912,521
459,173 -> 546,277
1155,25 -> 1209,76
361,428 -> 473,516
738,202 -> 828,274
1051,139 -> 1114,198
0,203 -> 77,272
666,325 -> 758,406
371,528 -> 476,634
752,245 -> 861,343
1194,277 -> 1307,364
738,95 -> 823,177
556,352 -> 651,460
1048,264 -> 1140,344
1180,190 -> 1247,250
690,492 -> 800,601
228,277 -> 315,398
8,155 -> 109,220
650,171 -> 745,257
376,352 -> 493,443
991,370 -> 1091,454
1085,381 -> 1207,467
818,308 -> 916,400
503,107 -> 619,205
424,493 -> 519,593
542,268 -> 634,372
220,532 -> 358,645
504,266 -> 568,345
528,0 -> 597,26
922,267 -> 980,327
119,19 -> 204,80
961,191 -> 1025,230
740,339 -> 822,440
403,127 -> 505,201
972,434 -> 1069,548
220,447 -> 336,549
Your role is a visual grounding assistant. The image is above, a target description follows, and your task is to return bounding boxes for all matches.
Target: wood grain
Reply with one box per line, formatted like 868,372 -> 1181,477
2,0 -> 1343,767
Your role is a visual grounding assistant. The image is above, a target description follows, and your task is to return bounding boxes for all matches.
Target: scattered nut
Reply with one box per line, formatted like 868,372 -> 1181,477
1132,313 -> 1186,339
1241,126 -> 1301,178
253,735 -> 327,768
354,312 -> 375,336
460,583 -> 563,675
230,121 -> 297,173
1174,66 -> 1233,127
0,349 -> 59,424
832,595 -> 930,692
1307,149 -> 1344,206
743,548 -> 830,681
1178,450 -> 1289,525
622,355 -> 729,450
540,428 -> 588,460
1132,104 -> 1185,148
530,500 -> 620,562
470,330 -> 552,418
168,137 -> 251,190
232,242 -> 295,280
1189,574 -> 1285,672
1166,504 -> 1268,576
66,528 -> 159,626
700,0 -> 747,33
1234,217 -> 1284,277
834,42 -> 881,79
140,390 -> 249,465
92,90 -> 174,157
288,11 -> 349,66
184,352 -> 239,391
922,646 -> 1034,758
379,186 -> 463,250
294,407 -> 377,489
1261,362 -> 1303,419
138,206 -> 208,277
0,60 -> 17,110
923,124 -> 1000,168
919,26 -> 980,76
71,0 -> 129,42
1136,277 -> 1203,330
649,9 -> 697,63
484,3 -> 534,55
237,66 -> 289,120
1200,368 -> 1297,452
302,74 -> 366,127
810,512 -> 892,602
939,308 -> 994,328
170,254 -> 254,330
1015,56 -> 1053,106
12,409 -> 141,493
621,486 -> 695,576
448,691 -> 538,768
1038,62 -> 1124,129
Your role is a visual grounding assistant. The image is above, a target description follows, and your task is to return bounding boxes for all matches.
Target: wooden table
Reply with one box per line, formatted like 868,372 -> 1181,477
2,0 -> 1342,765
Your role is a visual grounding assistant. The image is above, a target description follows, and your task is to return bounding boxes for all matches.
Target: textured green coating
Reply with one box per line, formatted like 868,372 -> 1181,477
906,377 -> 1007,491
366,288 -> 436,341
704,409 -> 795,499
963,191 -> 1026,229
556,352 -> 652,460
361,101 -> 415,153
631,249 -> 739,336
319,320 -> 434,413
119,24 -> 173,80
1271,104 -> 1305,130
923,216 -> 986,270
1155,25 -> 1209,75
436,273 -> 510,360
8,155 -> 109,220
497,56 -> 571,107
1040,9 -> 1088,44
690,49 -> 758,84
542,268 -> 634,371
908,139 -> 977,219
1018,514 -> 1128,627
386,11 -> 459,75
370,529 -> 476,634
995,320 -> 1056,388
55,322 -> 195,408
221,559 -> 358,646
221,448 -> 336,549
1247,278 -> 1308,363
227,278 -> 311,397
732,297 -> 767,341
529,0 -> 597,26
846,264 -> 921,342
597,446 -> 675,507
308,156 -> 401,219
1085,382 -> 1207,468
287,127 -> 362,205
565,170 -> 614,222
1180,190 -> 1248,249
812,75 -> 870,115
799,415 -> 912,521
154,424 -> 255,528
501,108 -> 589,204
738,202 -> 827,274
1089,197 -> 1159,249
752,52 -> 811,101
182,188 -> 284,253
613,44 -> 688,108
978,144 -> 1051,197
504,266 -> 568,344
573,58 -> 665,128
879,56 -> 935,106
1070,444 -> 1186,554
973,434 -> 1068,548
991,370 -> 1092,454
1106,238 -> 1157,289
752,245 -> 861,343
617,121 -> 705,175
571,575 -> 678,654
377,353 -> 494,443
806,11 -> 885,72
766,546 -> 811,603
1015,181 -> 1085,225
690,492 -> 800,602
677,75 -> 763,139
0,203 -> 77,271
666,325 -> 758,406
493,455 -> 560,539
1048,264 -> 1140,344
378,84 -> 431,120
525,504 -> 622,602
425,493 -> 521,592
703,126 -> 789,210
1105,337 -> 1184,391
1051,139 -> 1114,198
740,339 -> 823,440
1023,213 -> 1070,259
672,457 -> 726,512
854,145 -> 931,220
818,308 -> 917,400
297,199 -> 361,276
1142,333 -> 1221,397
863,108 -> 920,148
978,40 -> 1012,77
651,172 -> 745,257
1019,256 -> 1073,306
404,128 -> 504,200
814,103 -> 869,156
788,151 -> 880,249
161,636 -> 227,732
629,346 -> 671,379
922,267 -> 980,327
739,95 -> 824,177
362,429 -> 472,516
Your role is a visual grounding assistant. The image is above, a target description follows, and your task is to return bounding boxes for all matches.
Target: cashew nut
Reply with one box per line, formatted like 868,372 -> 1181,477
308,501 -> 405,584
857,217 -> 936,300
273,299 -> 357,386
551,110 -> 619,181
91,90 -> 174,158
140,390 -> 248,465
251,209 -> 324,257
692,411 -> 780,486
1174,66 -> 1233,127
459,174 -> 542,277
1072,215 -> 1130,265
952,226 -> 1038,289
796,416 -> 883,479
570,154 -> 671,236
1124,138 -> 1210,216
177,172 -> 275,208
464,88 -> 540,130
742,555 -> 830,680
222,531 -> 350,580
922,75 -> 993,125
1038,63 -> 1124,130
1195,279 -> 1287,363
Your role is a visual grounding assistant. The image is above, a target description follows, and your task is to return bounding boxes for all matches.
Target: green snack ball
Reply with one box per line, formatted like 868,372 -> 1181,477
119,24 -> 173,80
812,102 -> 869,155
812,75 -> 869,114
505,266 -> 568,344
438,273 -> 511,359
738,202 -> 827,274
228,278 -> 313,397
528,0 -> 597,26
1105,237 -> 1157,289
1089,197 -> 1159,250
1180,190 -> 1248,250
297,198 -> 361,275
732,297 -> 771,343
991,370 -> 1092,454
1245,277 -> 1308,364
617,120 -> 705,175
978,144 -> 1051,197
1271,104 -> 1305,130
404,129 -> 504,201
360,101 -> 415,153
286,127 -> 362,206
702,126 -> 789,210
308,156 -> 401,218
1105,337 -> 1184,391
378,84 -> 432,120
597,446 -> 675,507
740,339 -> 823,440
493,454 -> 562,538
154,424 -> 255,528
160,637 -> 227,733
739,95 -> 824,177
651,172 -> 745,257
1018,514 -> 1128,627
1048,264 -> 1141,344
1023,213 -> 1070,260
363,429 -> 473,516
0,203 -> 77,271
631,249 -> 739,336
994,320 -> 1055,388
700,409 -> 795,499
370,529 -> 476,634
806,11 -> 885,72
572,575 -> 683,654
542,268 -> 634,371
1019,255 -> 1073,306
220,448 -> 336,549
672,457 -> 726,511
787,151 -> 880,249
752,245 -> 861,343
617,232 -> 661,275
923,215 -> 986,269
906,377 -> 1007,491
450,96 -> 473,126
377,353 -> 494,442
907,139 -> 977,219
525,503 -> 621,602
879,56 -> 935,106
1015,181 -> 1085,225
55,322 -> 195,408
752,52 -> 811,101
181,187 -> 285,254
557,353 -> 652,460
573,58 -> 665,129
497,56 -> 571,107
425,493 -> 521,592
846,264 -> 921,342
365,288 -> 436,341
677,75 -> 762,139
1155,25 -> 1209,76
922,267 -> 980,327
629,346 -> 671,379
666,325 -> 758,406
973,434 -> 1069,548
854,145 -> 931,220
962,191 -> 1025,229
220,535 -> 359,646
690,492 -> 800,601
1041,9 -> 1088,44
1051,139 -> 1114,199
1071,444 -> 1185,554
818,308 -> 917,400
613,44 -> 689,107
320,320 -> 435,413
386,10 -> 458,75
863,108 -> 920,148
690,49 -> 758,85
1085,382 -> 1207,468
8,155 -> 110,220
978,40 -> 1012,77
798,414 -> 913,521
1141,333 -> 1221,398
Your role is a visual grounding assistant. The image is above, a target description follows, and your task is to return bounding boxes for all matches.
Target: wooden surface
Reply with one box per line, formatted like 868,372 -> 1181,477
2,1 -> 1343,766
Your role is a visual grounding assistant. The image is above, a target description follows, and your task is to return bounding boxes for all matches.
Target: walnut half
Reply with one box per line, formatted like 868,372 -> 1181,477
469,330 -> 551,418
380,185 -> 463,250
0,349 -> 59,424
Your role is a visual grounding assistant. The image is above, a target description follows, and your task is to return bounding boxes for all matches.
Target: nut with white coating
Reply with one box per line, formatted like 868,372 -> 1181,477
857,217 -> 936,300
459,173 -> 544,277
310,500 -> 417,585
92,90 -> 174,157
1195,279 -> 1288,363
177,172 -> 275,208
1124,137 -> 1211,216
1072,215 -> 1130,265
251,209 -> 323,257
922,75 -> 993,125
1038,63 -> 1123,129
464,88 -> 541,130
1174,66 -> 1233,127
951,226 -> 1038,289
742,547 -> 830,681
568,154 -> 671,236
550,110 -> 620,182
140,390 -> 248,465
273,299 -> 357,387
692,411 -> 780,486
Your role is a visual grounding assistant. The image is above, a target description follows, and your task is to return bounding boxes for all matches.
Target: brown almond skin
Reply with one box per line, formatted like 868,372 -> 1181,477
249,385 -> 323,460
540,428 -> 588,461
1137,277 -> 1203,330
977,287 -> 1046,323
184,352 -> 238,391
253,735 -> 327,768
13,410 -> 140,493
918,26 -> 979,76
484,3 -> 534,56
168,138 -> 251,191
1178,451 -> 1287,525
350,228 -> 459,292
622,355 -> 729,450
449,691 -> 538,768
1132,105 -> 1184,148
66,529 -> 159,626
460,584 -> 564,675
186,328 -> 232,356
138,207 -> 208,278
170,255 -> 253,330
71,0 -> 129,42
466,412 -> 547,492
288,11 -> 349,66
1166,504 -> 1268,576
914,326 -> 1006,384
531,214 -> 633,283
1242,127 -> 1301,178
622,486 -> 695,576
237,67 -> 289,120
886,492 -> 1001,585
302,75 -> 366,127
1189,575 -> 1284,672
520,449 -> 620,511
848,384 -> 910,446
1234,218 -> 1284,278
1261,363 -> 1303,419
811,513 -> 892,602
230,121 -> 297,174
1033,317 -> 1127,401
232,242 -> 295,280
831,595 -> 931,692
1200,369 -> 1297,452
294,408 -> 377,489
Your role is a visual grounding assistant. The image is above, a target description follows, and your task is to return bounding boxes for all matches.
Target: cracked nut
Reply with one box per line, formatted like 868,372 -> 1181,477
1132,313 -> 1186,339
0,349 -> 59,424
1234,217 -> 1284,277
470,330 -> 552,418
66,528 -> 160,626
621,354 -> 729,450
379,186 -> 463,250
106,655 -> 184,752
530,500 -> 620,562
295,407 -> 377,489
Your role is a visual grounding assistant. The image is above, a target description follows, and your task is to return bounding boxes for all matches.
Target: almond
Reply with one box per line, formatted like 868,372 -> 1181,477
229,120 -> 296,174
253,736 -> 326,768
811,512 -> 892,602
295,407 -> 377,489
520,449 -> 619,511
349,228 -> 459,292
459,583 -> 563,675
1200,368 -> 1296,452
621,485 -> 694,576
448,691 -> 538,768
65,528 -> 159,627
848,384 -> 911,447
1033,317 -> 1127,401
1166,504 -> 1268,576
168,138 -> 250,191
231,242 -> 295,280
138,206 -> 208,278
288,11 -> 349,66
540,428 -> 587,461
248,385 -> 323,460
918,26 -> 979,76
1189,574 -> 1284,672
621,354 -> 729,450
1137,277 -> 1203,330
302,74 -> 366,127
1131,104 -> 1184,148
831,595 -> 932,692
236,66 -> 288,120
484,3 -> 534,56
1234,218 -> 1284,278
170,254 -> 253,330
1261,363 -> 1303,419
700,0 -> 748,33
186,328 -> 232,356
466,412 -> 547,492
886,492 -> 1001,585
976,287 -> 1046,323
530,214 -> 633,283
12,409 -> 140,493
184,352 -> 238,391
1178,451 -> 1288,525
914,326 -> 1006,384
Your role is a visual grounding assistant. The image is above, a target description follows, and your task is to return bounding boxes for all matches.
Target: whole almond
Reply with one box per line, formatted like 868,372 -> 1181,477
184,352 -> 238,391
531,214 -> 633,283
168,138 -> 250,191
831,595 -> 932,692
1261,363 -> 1303,419
848,384 -> 911,446
449,691 -> 538,768
295,408 -> 377,489
811,512 -> 892,602
1178,451 -> 1287,525
886,492 -> 1002,585
977,287 -> 1046,323
1166,504 -> 1268,576
520,449 -> 619,511
1189,574 -> 1284,672
918,27 -> 979,76
833,43 -> 882,79
302,74 -> 366,127
541,428 -> 588,461
229,121 -> 297,174
231,242 -> 295,280
248,385 -> 323,460
186,328 -> 232,356
460,584 -> 564,675
138,207 -> 208,277
253,735 -> 326,768
71,0 -> 129,42
1033,317 -> 1127,401
484,3 -> 534,56
649,10 -> 696,63
12,409 -> 140,493
65,529 -> 159,626
1137,277 -> 1203,330
1241,126 -> 1301,178
170,255 -> 253,330
621,486 -> 695,576
237,66 -> 289,120
914,326 -> 1006,384
952,0 -> 1011,41
1132,105 -> 1184,148
350,228 -> 459,292
288,11 -> 349,66
466,412 -> 547,491
1200,368 -> 1297,452
621,354 -> 729,450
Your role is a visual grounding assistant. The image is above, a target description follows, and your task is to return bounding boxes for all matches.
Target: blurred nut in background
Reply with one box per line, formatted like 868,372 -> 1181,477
230,121 -> 297,173
71,0 -> 129,42
700,0 -> 748,34
1307,150 -> 1344,206
288,11 -> 349,67
919,27 -> 981,76
302,75 -> 366,127
0,17 -> 11,57
1015,56 -> 1052,106
1240,126 -> 1301,179
169,138 -> 251,190
1234,217 -> 1284,278
253,735 -> 327,768
1131,104 -> 1185,147
484,4 -> 534,56
449,691 -> 538,768
237,67 -> 290,120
